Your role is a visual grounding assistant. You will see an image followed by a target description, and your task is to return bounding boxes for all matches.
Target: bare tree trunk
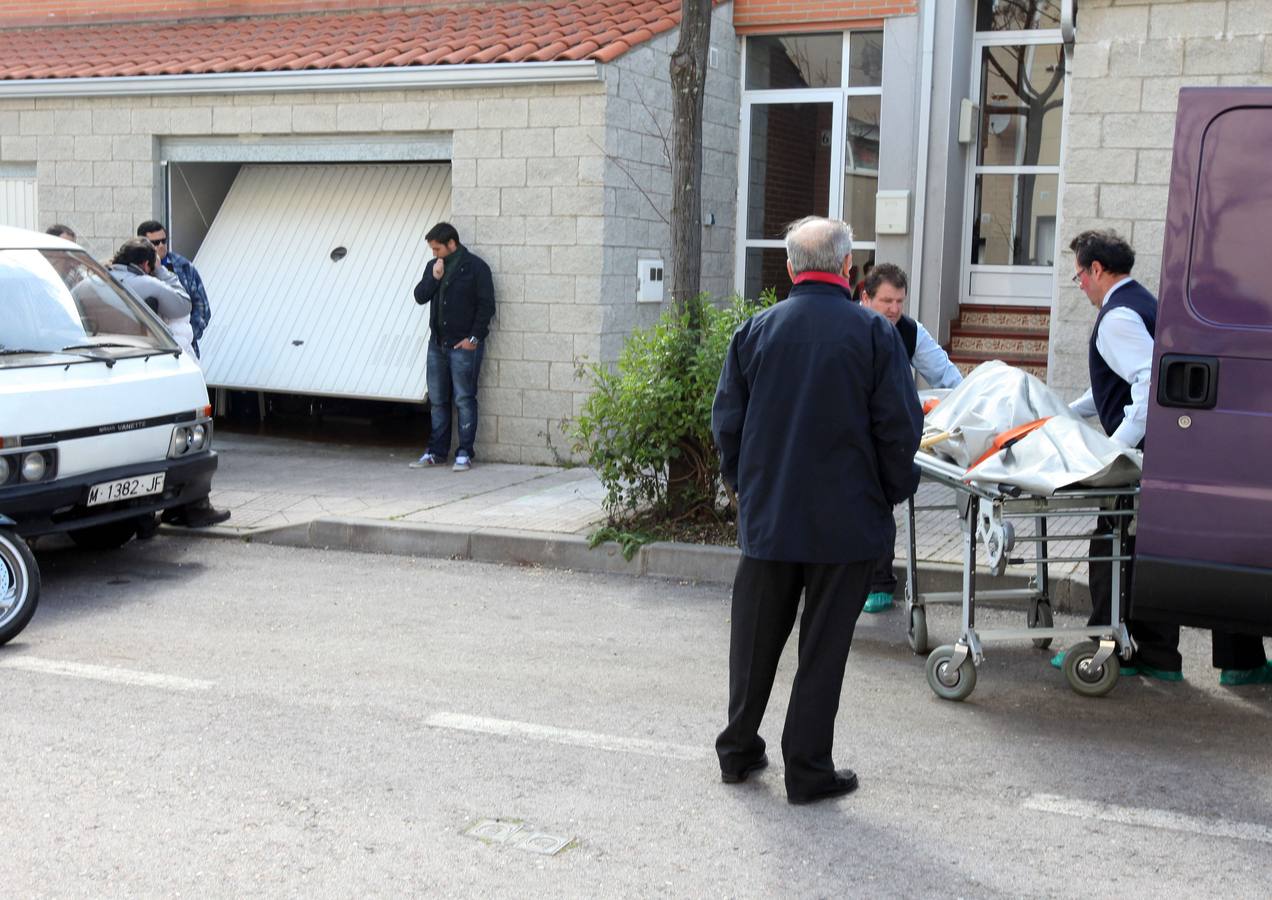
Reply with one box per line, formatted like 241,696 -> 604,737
669,0 -> 712,321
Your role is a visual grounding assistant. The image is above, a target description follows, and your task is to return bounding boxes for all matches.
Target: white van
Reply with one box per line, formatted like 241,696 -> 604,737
0,226 -> 217,644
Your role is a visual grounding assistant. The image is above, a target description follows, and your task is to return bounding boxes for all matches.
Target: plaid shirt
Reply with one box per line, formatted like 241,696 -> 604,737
162,251 -> 210,344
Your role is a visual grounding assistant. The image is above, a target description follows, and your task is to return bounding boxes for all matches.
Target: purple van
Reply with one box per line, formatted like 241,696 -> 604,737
1132,87 -> 1272,636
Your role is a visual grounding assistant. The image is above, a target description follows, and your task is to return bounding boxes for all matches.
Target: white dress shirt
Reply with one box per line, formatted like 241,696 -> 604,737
912,321 -> 964,389
1069,277 -> 1154,448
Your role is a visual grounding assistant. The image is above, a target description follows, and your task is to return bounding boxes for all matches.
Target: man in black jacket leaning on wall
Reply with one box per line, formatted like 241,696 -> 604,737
411,222 -> 495,472
712,216 -> 923,805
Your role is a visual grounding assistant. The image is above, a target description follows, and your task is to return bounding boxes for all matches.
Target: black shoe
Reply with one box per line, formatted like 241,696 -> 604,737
721,753 -> 769,784
181,506 -> 231,528
165,498 -> 231,528
135,514 -> 159,540
787,769 -> 859,805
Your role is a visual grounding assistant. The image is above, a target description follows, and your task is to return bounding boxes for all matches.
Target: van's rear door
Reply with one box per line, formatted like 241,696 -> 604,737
1133,87 -> 1272,636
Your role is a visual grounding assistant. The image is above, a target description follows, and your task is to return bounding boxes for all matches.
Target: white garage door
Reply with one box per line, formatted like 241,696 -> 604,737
196,163 -> 450,401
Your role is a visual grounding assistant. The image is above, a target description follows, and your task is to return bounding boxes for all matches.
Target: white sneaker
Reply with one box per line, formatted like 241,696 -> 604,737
452,454 -> 471,472
408,452 -> 442,468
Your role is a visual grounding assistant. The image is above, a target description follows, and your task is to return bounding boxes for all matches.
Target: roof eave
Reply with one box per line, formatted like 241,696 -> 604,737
0,60 -> 603,98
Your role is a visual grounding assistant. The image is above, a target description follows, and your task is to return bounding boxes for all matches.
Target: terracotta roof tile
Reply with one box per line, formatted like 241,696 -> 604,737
0,1 -> 691,81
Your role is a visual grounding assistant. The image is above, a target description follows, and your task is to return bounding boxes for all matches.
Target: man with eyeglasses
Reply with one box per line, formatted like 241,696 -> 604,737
1062,230 -> 1272,686
1060,230 -> 1180,681
138,220 -> 211,358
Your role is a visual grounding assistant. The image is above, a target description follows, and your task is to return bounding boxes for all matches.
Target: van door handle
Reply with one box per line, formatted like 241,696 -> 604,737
1157,354 -> 1218,409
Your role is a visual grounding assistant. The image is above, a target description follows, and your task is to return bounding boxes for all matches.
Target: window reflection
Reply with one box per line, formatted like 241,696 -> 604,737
971,173 -> 1059,266
744,247 -> 792,302
978,43 -> 1065,167
976,0 -> 1061,31
745,33 -> 842,90
746,103 -> 834,241
848,31 -> 884,87
844,95 -> 880,241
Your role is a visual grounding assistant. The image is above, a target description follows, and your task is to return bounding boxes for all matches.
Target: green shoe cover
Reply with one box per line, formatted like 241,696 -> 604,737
1137,665 -> 1184,682
1219,661 -> 1272,686
863,592 -> 894,614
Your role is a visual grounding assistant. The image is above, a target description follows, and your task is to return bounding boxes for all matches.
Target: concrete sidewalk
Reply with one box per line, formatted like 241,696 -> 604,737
190,433 -> 1093,609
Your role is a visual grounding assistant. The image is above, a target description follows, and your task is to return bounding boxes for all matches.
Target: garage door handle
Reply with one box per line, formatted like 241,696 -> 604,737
1157,354 -> 1217,409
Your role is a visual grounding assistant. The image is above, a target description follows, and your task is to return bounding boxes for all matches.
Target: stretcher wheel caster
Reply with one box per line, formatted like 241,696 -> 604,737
1028,599 -> 1054,649
926,644 -> 977,702
907,606 -> 928,655
1062,640 -> 1120,698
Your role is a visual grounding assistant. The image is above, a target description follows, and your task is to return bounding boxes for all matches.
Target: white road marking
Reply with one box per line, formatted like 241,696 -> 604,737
0,656 -> 214,692
1024,793 -> 1272,846
425,712 -> 711,761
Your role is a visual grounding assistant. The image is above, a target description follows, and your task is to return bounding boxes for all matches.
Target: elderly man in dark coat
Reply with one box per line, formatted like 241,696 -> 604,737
712,216 -> 923,805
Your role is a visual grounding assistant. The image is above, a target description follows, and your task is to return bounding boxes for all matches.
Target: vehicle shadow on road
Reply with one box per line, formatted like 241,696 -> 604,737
16,534 -> 210,633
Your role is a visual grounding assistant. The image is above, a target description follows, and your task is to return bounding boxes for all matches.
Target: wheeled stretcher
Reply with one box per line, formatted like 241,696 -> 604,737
903,452 -> 1139,701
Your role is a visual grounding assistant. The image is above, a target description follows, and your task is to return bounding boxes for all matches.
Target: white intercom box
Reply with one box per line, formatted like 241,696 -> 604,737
875,190 -> 911,235
637,258 -> 665,303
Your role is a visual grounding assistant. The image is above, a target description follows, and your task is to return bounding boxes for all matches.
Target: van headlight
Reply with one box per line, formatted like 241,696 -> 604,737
0,455 -> 9,485
21,452 -> 46,482
169,418 -> 213,458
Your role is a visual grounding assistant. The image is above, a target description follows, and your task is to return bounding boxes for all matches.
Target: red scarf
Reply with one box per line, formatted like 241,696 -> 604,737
793,271 -> 853,291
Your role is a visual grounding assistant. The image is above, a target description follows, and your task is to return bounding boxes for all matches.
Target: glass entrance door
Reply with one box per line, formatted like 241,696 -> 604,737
961,4 -> 1066,306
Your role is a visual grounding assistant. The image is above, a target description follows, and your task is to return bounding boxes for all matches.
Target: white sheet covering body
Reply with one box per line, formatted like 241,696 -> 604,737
922,361 -> 1142,495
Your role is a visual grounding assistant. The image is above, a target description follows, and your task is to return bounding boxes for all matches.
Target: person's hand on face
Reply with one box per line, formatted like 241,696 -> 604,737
427,238 -> 453,280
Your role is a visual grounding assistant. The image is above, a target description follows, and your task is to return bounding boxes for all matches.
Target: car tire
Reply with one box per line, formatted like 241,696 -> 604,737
0,528 -> 40,646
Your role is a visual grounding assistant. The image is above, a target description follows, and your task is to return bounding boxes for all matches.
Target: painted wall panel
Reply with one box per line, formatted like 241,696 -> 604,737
0,170 -> 37,231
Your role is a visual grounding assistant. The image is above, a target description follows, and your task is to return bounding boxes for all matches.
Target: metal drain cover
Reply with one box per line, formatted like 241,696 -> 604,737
464,819 -> 573,856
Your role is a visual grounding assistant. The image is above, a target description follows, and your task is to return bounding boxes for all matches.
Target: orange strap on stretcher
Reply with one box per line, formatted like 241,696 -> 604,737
965,417 -> 1052,474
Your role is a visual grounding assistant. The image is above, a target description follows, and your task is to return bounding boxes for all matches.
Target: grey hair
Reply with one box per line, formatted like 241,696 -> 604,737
784,216 -> 854,276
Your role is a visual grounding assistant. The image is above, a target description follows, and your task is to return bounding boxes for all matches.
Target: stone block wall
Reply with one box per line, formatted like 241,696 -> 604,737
531,8 -> 741,465
1049,0 -> 1272,399
0,80 -> 612,465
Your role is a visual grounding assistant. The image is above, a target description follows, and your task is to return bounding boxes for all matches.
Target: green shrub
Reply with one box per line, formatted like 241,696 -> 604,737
570,291 -> 775,524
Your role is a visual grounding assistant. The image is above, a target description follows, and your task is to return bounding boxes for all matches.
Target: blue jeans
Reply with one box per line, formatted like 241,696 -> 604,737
426,340 -> 484,460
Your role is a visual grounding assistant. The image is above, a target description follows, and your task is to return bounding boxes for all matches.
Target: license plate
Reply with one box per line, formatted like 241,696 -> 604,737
86,473 -> 165,506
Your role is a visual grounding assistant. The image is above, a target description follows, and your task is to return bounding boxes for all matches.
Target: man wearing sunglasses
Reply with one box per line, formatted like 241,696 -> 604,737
138,220 -> 211,358
135,219 -> 229,529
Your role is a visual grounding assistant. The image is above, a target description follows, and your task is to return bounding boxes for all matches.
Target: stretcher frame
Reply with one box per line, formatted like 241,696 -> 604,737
903,452 -> 1139,701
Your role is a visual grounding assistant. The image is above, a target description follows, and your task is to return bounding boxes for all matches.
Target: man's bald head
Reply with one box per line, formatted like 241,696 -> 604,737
785,216 -> 854,280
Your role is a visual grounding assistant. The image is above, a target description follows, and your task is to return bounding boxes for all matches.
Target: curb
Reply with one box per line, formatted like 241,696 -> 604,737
182,515 -> 1092,614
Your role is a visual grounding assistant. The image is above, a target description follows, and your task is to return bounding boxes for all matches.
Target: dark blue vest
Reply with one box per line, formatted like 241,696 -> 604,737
1089,279 -> 1156,447
896,314 -> 918,360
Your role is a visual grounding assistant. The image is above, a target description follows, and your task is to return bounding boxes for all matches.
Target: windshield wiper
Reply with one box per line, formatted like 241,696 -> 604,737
0,345 -> 115,366
61,342 -> 181,359
61,342 -> 138,351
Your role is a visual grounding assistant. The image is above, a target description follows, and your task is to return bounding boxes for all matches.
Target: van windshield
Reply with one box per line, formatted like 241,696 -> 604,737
0,248 -> 179,368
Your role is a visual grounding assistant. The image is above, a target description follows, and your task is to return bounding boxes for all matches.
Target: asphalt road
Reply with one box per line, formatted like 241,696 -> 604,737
2,537 -> 1270,897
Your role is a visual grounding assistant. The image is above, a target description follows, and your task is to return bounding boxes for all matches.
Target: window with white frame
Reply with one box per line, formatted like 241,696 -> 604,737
737,30 -> 884,301
962,0 -> 1066,306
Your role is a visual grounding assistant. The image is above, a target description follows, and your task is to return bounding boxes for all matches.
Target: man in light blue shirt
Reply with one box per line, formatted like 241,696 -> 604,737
859,263 -> 963,613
